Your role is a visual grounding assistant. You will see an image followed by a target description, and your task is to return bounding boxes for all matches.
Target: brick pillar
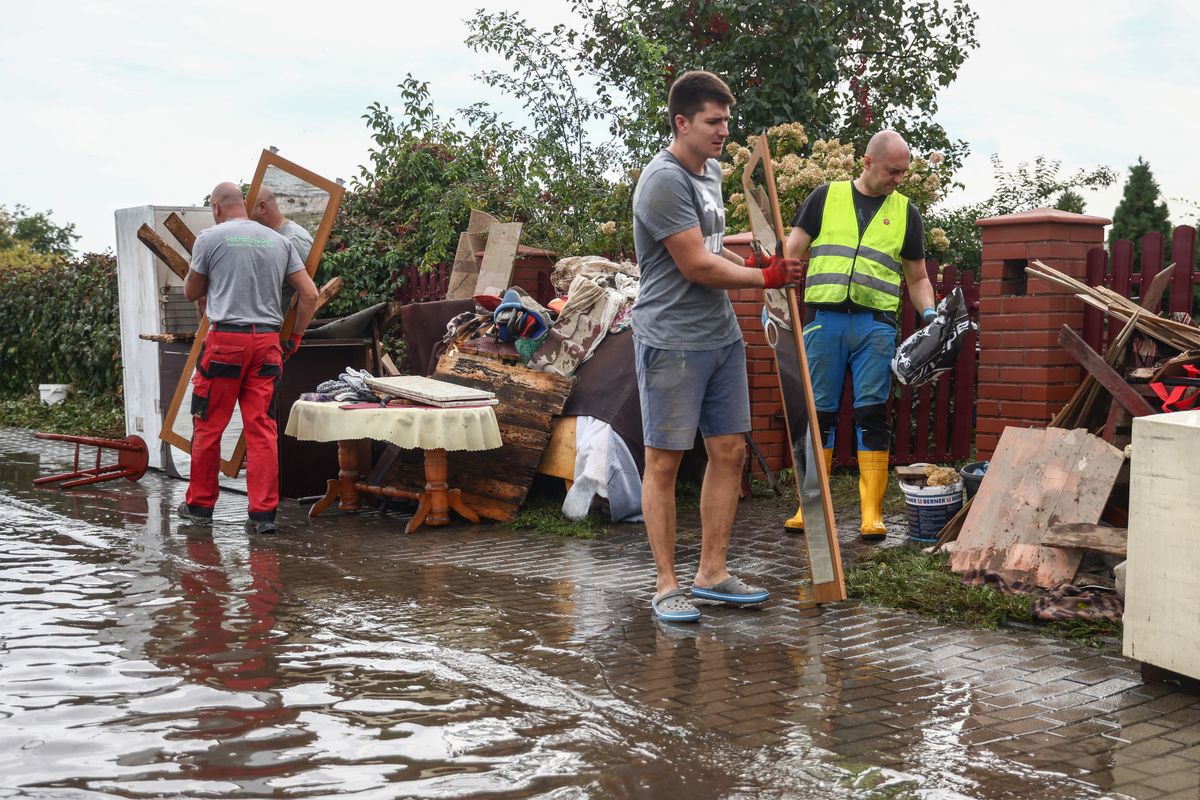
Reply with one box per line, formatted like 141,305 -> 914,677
725,232 -> 789,473
974,208 -> 1110,458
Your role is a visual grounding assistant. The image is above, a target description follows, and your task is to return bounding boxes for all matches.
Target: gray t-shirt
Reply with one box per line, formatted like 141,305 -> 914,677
190,218 -> 304,326
277,219 -> 314,262
631,150 -> 740,350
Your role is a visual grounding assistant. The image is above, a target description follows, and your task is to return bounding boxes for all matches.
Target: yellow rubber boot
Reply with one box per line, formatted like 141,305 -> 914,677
858,450 -> 890,540
784,448 -> 834,532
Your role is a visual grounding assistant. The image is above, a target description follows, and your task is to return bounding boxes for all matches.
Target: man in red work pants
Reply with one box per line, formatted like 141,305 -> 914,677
178,182 -> 318,534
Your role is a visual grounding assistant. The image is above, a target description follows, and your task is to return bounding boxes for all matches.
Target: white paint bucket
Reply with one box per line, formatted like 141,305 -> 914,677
38,384 -> 70,405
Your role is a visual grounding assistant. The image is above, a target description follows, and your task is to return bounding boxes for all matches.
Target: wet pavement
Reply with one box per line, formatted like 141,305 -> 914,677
2,427 -> 1199,799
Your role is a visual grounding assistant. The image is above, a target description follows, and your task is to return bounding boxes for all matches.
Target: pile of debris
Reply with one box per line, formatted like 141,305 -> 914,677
933,259 -> 1200,622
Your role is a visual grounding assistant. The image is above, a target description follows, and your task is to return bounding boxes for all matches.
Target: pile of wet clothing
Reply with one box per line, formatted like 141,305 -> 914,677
445,256 -> 639,378
300,367 -> 384,405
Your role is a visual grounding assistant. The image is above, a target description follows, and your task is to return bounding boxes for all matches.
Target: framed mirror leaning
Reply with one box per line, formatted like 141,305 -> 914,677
159,150 -> 345,478
741,134 -> 846,603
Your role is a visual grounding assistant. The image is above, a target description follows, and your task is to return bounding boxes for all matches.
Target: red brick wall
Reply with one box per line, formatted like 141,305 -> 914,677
974,208 -> 1110,458
725,233 -> 790,473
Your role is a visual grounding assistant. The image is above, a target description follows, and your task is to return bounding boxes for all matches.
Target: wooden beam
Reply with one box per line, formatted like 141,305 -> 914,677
1058,325 -> 1157,418
1042,522 -> 1128,558
163,212 -> 197,255
136,224 -> 189,280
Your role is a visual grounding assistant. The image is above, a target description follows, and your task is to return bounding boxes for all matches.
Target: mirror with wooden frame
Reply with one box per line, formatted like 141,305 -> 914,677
160,150 -> 345,478
741,134 -> 846,603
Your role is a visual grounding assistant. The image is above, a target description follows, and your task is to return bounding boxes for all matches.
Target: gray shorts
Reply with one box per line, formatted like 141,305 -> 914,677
635,339 -> 751,451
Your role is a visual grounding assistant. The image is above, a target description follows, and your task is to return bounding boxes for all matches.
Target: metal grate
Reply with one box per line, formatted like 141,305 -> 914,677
160,285 -> 199,333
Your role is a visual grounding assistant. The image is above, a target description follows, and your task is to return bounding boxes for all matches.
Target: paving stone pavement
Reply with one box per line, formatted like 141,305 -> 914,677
3,427 -> 1199,799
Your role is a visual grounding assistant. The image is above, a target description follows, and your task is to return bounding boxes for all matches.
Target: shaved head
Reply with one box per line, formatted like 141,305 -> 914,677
209,181 -> 248,223
249,186 -> 285,228
857,131 -> 911,197
865,130 -> 909,160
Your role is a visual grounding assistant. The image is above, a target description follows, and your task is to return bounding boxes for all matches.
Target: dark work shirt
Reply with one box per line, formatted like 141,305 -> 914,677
790,182 -> 925,261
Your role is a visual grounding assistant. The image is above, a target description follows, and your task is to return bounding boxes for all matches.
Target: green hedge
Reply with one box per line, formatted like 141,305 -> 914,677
0,253 -> 122,396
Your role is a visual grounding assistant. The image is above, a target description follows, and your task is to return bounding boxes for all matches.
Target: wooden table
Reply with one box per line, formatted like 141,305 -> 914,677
284,399 -> 502,533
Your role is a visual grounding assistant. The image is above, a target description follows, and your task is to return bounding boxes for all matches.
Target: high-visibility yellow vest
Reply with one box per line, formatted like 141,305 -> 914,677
804,181 -> 909,313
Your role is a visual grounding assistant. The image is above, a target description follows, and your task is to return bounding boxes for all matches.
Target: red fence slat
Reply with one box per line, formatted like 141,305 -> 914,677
1084,247 -> 1108,353
1171,227 -> 1196,314
1140,231 -> 1165,309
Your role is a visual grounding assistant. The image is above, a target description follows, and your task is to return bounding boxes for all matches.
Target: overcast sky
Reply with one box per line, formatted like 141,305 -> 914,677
2,1 -> 1197,254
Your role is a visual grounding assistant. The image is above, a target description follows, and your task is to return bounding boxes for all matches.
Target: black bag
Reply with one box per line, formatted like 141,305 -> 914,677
891,287 -> 973,388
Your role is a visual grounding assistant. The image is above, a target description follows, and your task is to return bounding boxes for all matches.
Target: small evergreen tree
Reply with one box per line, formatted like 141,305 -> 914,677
1054,189 -> 1085,214
1109,157 -> 1172,268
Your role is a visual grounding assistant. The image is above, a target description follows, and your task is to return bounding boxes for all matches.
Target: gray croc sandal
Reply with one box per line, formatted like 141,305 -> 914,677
691,576 -> 770,605
651,588 -> 701,622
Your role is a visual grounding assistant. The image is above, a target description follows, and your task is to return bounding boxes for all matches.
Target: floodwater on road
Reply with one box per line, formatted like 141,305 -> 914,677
0,431 -> 1162,799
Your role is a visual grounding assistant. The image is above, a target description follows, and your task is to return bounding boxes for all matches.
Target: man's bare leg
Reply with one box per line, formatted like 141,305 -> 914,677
694,433 -> 745,587
643,446 -> 685,597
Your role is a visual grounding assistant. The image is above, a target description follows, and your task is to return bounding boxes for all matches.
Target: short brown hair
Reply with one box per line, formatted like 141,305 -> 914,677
667,71 -> 735,135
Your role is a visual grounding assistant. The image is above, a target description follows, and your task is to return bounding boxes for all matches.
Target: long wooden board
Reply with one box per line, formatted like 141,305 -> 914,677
742,133 -> 845,603
385,350 -> 574,522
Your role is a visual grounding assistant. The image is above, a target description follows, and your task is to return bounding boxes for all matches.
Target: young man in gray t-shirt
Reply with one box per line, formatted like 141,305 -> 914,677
631,71 -> 803,623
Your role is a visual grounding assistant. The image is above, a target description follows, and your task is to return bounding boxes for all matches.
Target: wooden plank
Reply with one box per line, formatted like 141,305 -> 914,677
1058,325 -> 1156,418
1042,523 -> 1128,558
163,212 -> 197,254
949,427 -> 1124,587
445,231 -> 480,300
743,133 -> 845,603
536,416 -> 576,482
473,222 -> 523,297
136,224 -> 190,280
139,332 -> 196,343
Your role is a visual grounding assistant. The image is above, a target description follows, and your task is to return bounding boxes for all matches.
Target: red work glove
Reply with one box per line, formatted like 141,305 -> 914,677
282,333 -> 302,361
758,252 -> 802,290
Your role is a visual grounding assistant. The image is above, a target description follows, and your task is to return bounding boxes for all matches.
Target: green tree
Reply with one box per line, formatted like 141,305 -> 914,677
1109,157 -> 1172,268
0,204 -> 78,259
1054,189 -> 1086,214
926,155 -> 1117,271
575,0 -> 979,170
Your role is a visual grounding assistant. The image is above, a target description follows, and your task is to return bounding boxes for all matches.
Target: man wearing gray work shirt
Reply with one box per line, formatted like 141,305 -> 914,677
178,181 -> 318,535
250,186 -> 315,313
631,71 -> 803,623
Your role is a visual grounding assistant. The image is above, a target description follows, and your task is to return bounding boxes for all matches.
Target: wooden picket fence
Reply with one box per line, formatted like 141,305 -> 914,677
1084,225 -> 1200,353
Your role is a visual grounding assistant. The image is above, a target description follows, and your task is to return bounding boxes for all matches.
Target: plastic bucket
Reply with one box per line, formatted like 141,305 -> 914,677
959,460 -> 989,500
38,383 -> 69,406
899,479 -> 964,542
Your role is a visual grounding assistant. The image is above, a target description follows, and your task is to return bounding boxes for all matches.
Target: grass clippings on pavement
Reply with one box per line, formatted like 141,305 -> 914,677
846,546 -> 1122,645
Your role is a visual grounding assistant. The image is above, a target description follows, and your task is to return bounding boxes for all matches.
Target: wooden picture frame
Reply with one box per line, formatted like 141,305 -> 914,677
159,150 -> 346,477
742,134 -> 846,604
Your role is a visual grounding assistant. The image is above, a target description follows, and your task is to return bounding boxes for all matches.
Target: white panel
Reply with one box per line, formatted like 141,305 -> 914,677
1123,409 -> 1200,678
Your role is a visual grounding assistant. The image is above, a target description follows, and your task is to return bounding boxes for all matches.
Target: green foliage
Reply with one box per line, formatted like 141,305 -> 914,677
0,252 -> 122,396
926,155 -> 1118,271
0,391 -> 124,437
575,0 -> 979,171
1109,157 -> 1173,267
0,204 -> 79,258
1054,189 -> 1086,214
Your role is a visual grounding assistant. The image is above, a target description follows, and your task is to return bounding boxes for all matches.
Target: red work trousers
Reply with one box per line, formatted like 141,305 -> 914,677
185,328 -> 283,516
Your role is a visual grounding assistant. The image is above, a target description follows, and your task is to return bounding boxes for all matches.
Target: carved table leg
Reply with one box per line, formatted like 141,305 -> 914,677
308,439 -> 363,517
